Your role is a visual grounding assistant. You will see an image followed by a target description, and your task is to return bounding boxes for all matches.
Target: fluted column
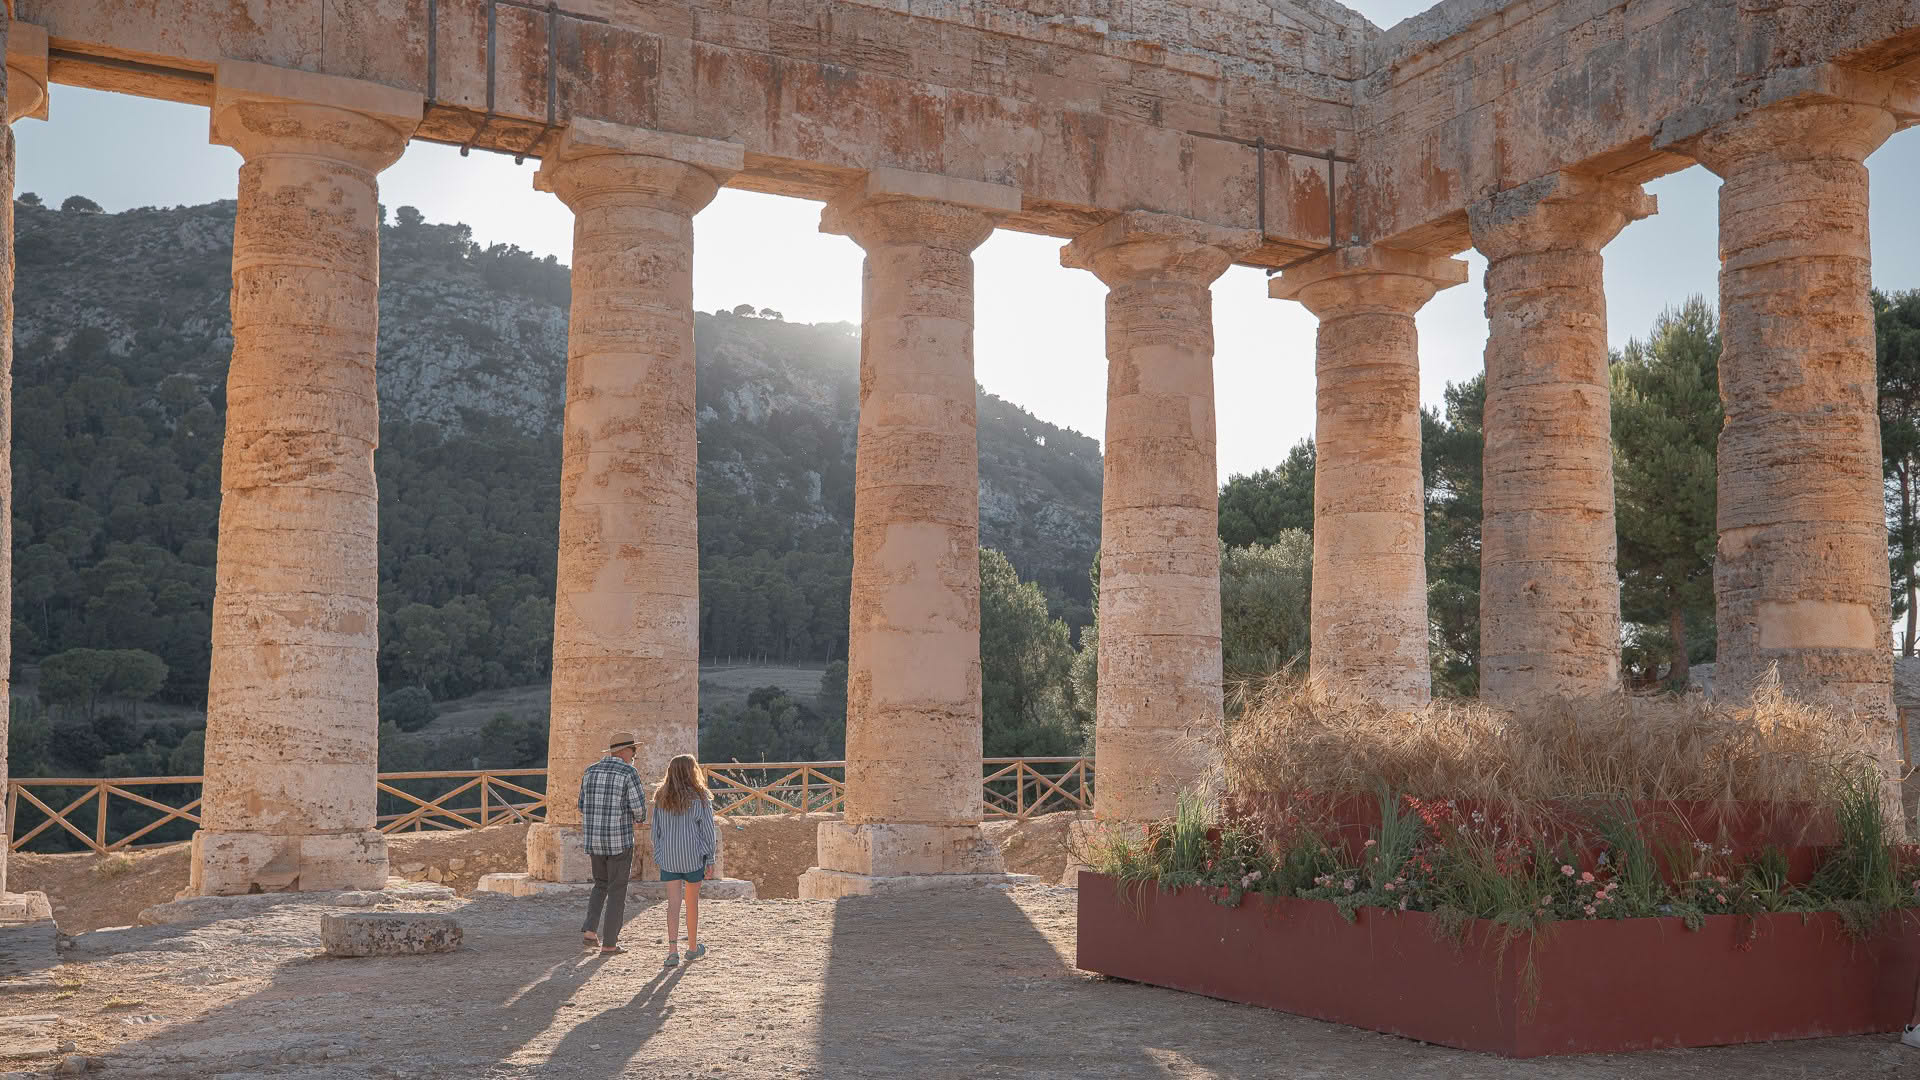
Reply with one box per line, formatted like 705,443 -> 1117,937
1060,212 -> 1253,821
523,122 -> 740,882
191,63 -> 419,896
1688,94 -> 1898,727
1469,171 -> 1653,702
1272,246 -> 1468,706
799,169 -> 1019,899
0,22 -> 46,903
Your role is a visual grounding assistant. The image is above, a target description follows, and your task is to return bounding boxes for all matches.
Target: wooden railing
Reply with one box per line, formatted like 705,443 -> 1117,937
7,757 -> 1095,854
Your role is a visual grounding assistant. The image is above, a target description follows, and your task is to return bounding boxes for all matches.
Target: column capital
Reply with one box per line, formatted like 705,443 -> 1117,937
1467,171 -> 1654,261
1269,244 -> 1467,320
1655,64 -> 1917,175
6,22 -> 49,124
533,119 -> 743,214
1059,211 -> 1258,288
821,166 -> 1017,253
211,60 -> 420,169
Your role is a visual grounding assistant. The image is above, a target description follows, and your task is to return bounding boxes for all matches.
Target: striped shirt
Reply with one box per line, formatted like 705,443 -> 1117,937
650,796 -> 716,874
576,756 -> 646,856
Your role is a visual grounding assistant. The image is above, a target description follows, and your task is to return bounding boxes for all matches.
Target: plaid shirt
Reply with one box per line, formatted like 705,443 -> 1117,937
576,755 -> 646,856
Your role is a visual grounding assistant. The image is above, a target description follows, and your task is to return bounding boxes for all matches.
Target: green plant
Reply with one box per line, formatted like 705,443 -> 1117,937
1805,769 -> 1903,935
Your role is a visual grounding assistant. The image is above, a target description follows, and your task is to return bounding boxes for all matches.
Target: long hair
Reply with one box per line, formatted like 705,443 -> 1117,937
654,753 -> 711,815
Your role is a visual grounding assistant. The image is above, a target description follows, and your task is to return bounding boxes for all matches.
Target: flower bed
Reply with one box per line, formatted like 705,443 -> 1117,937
1076,870 -> 1920,1057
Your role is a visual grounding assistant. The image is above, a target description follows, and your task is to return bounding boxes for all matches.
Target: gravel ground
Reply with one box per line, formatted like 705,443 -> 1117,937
5,885 -> 1916,1079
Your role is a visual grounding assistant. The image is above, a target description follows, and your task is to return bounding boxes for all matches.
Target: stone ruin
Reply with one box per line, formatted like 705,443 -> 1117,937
0,0 -> 1914,913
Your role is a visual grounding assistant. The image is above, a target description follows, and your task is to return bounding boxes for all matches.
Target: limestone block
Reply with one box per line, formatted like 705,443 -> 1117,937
0,894 -> 50,924
189,830 -> 387,896
319,913 -> 461,957
813,822 -> 1005,878
796,869 -> 1040,899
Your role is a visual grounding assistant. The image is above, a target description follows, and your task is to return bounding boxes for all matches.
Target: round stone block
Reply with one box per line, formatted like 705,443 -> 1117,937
320,913 -> 462,957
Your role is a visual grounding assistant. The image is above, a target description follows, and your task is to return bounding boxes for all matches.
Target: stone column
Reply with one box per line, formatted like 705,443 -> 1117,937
0,21 -> 47,910
191,63 -> 420,895
525,121 -> 741,884
1271,246 -> 1468,706
1059,212 -> 1253,822
798,169 -> 1020,899
1685,93 -> 1899,724
1468,171 -> 1653,702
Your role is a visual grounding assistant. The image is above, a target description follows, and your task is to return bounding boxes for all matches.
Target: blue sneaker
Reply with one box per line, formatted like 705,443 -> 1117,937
684,943 -> 707,962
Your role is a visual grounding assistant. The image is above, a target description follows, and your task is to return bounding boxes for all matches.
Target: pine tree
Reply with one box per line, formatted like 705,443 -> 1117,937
1610,297 -> 1721,687
1877,290 -> 1920,654
1423,375 -> 1485,696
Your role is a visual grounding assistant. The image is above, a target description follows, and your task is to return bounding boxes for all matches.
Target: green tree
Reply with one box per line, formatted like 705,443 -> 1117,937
380,686 -> 438,733
1611,297 -> 1722,686
1218,438 -> 1316,546
1877,289 -> 1920,654
38,647 -> 168,719
1069,551 -> 1100,730
1422,375 -> 1485,697
1219,534 -> 1313,680
979,548 -> 1081,756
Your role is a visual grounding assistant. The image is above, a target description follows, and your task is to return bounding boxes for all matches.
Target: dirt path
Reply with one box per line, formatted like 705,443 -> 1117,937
10,885 -> 1913,1079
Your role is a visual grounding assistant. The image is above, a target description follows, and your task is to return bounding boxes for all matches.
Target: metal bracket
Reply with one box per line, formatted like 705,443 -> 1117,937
1183,130 -> 1351,276
428,0 -> 608,162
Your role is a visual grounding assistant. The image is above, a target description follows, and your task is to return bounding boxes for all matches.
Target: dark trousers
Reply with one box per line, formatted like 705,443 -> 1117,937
581,848 -> 634,947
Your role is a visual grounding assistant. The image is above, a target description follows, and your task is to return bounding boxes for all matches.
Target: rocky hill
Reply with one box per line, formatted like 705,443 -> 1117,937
7,198 -> 1102,722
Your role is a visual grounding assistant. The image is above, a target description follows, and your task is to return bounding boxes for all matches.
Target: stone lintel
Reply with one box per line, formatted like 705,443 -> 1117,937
1268,244 -> 1468,304
6,21 -> 49,122
533,118 -> 744,192
821,166 -> 1019,235
1059,210 -> 1260,273
1653,63 -> 1920,153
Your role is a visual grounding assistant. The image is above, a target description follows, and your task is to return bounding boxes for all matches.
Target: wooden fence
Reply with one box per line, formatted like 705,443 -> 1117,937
7,757 -> 1095,854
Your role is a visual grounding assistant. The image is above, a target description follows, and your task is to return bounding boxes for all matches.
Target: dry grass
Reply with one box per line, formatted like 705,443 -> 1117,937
1225,672 -> 1887,812
89,853 -> 137,880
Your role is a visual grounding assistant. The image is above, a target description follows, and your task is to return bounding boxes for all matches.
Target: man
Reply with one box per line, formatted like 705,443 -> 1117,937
578,731 -> 647,956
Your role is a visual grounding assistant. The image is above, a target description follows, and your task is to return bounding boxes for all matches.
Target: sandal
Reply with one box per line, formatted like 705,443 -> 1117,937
684,943 -> 707,962
599,945 -> 627,956
582,932 -> 598,949
663,951 -> 680,968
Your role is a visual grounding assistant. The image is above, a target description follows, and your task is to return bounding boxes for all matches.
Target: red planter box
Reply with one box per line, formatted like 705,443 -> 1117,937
1076,871 -> 1920,1057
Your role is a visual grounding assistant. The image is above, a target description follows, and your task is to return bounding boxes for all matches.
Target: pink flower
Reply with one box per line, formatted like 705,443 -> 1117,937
1561,865 -> 1575,877
1384,882 -> 1396,892
1583,904 -> 1596,916
1343,879 -> 1356,892
1716,894 -> 1727,904
1580,872 -> 1595,884
1398,898 -> 1409,911
1364,839 -> 1377,848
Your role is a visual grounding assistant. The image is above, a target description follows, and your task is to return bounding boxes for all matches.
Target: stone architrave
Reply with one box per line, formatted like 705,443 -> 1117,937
798,169 -> 1024,899
0,21 -> 47,904
1468,171 -> 1654,703
1676,80 -> 1913,742
1271,246 -> 1469,707
1059,211 -> 1255,823
525,121 -> 742,884
192,62 -> 421,896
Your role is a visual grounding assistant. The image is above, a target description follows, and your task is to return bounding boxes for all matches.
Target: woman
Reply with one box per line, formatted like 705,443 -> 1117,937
651,753 -> 717,967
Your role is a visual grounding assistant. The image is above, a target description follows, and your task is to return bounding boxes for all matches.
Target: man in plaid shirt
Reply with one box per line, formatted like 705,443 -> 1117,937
578,730 -> 647,954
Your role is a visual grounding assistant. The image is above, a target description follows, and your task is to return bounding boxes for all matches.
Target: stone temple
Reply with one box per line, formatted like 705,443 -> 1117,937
0,1 -> 1916,904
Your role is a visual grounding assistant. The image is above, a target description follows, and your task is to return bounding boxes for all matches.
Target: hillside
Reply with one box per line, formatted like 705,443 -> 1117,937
7,197 -> 1103,738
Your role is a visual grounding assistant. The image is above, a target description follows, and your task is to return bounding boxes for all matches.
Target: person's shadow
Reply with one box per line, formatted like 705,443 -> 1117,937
543,962 -> 688,1077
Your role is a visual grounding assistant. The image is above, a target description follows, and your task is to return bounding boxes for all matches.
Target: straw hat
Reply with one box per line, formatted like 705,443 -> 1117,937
606,731 -> 637,751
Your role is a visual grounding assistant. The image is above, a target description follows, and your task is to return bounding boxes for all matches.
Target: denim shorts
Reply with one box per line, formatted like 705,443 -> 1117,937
660,867 -> 706,883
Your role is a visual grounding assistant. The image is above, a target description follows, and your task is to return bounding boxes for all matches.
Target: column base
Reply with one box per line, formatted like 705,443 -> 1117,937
526,821 -> 730,882
188,829 -> 387,896
796,821 -> 1026,898
475,873 -> 757,900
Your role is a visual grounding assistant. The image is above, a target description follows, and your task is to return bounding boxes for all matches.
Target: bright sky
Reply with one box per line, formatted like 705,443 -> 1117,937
16,0 -> 1920,481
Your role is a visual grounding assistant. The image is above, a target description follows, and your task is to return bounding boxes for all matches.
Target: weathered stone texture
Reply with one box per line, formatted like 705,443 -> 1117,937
319,913 -> 462,956
533,125 -> 737,875
1688,99 -> 1897,730
1272,246 -> 1468,707
194,64 -> 419,895
1469,172 -> 1650,703
1060,212 -> 1250,821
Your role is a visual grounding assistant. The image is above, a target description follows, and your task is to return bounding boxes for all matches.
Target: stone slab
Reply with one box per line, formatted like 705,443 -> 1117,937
796,869 -> 1042,899
0,917 -> 59,981
319,913 -> 462,957
813,821 -> 1006,877
0,894 -> 51,924
474,873 -> 756,900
